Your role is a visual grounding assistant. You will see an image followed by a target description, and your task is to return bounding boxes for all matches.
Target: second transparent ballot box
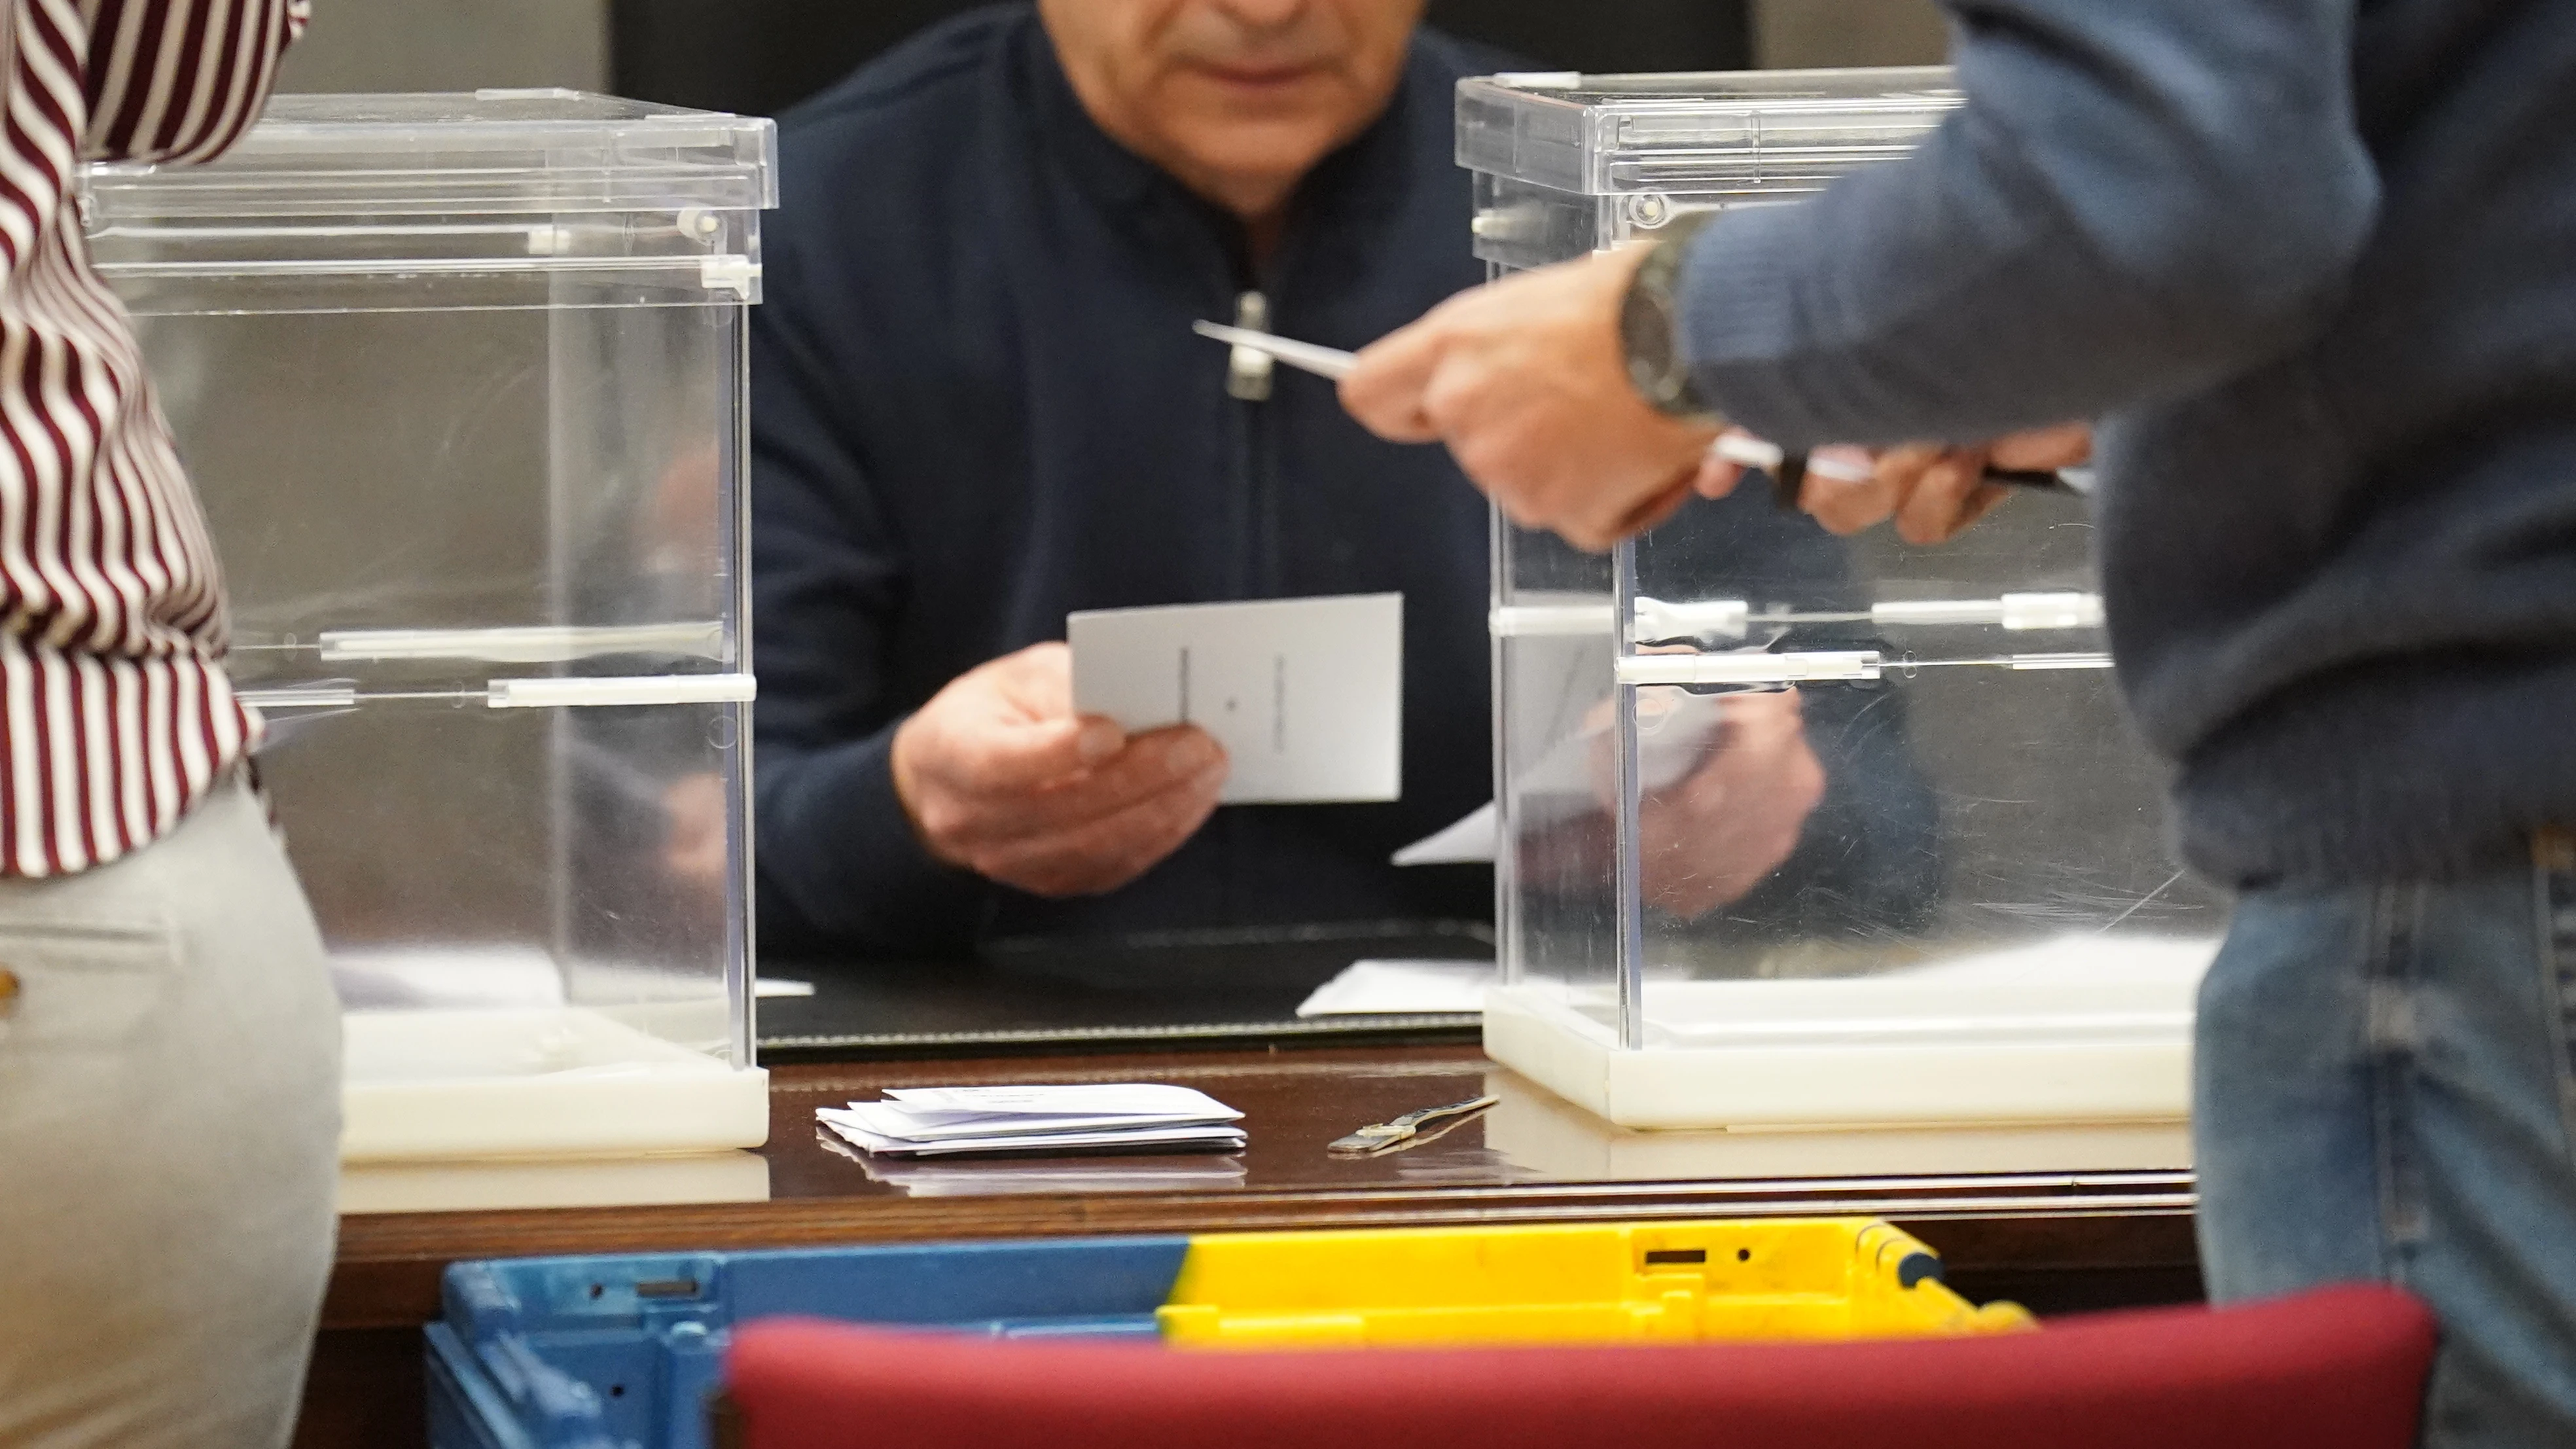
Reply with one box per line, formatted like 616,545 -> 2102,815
81,92 -> 776,1160
1460,70 -> 2221,1129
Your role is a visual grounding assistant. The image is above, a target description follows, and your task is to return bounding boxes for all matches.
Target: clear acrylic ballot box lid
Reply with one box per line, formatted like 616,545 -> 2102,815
83,92 -> 776,1160
1461,69 -> 2222,1130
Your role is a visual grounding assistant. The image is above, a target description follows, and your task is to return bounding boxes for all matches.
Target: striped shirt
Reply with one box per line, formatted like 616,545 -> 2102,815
0,0 -> 303,876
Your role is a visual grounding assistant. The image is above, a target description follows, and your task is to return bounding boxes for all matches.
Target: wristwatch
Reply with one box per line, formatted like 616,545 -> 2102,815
1618,211 -> 1718,420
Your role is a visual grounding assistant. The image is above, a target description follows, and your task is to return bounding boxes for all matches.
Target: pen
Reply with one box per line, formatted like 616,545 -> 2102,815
1191,321 -> 2085,507
1192,319 -> 1357,380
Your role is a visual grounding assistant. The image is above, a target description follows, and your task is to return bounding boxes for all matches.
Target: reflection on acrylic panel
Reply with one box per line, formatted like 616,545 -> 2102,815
84,94 -> 769,1091
1470,67 -> 2219,1124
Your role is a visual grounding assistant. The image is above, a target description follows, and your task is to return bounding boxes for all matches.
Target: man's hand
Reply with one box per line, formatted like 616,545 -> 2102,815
1622,689 -> 1827,920
1340,247 -> 1718,552
889,643 -> 1228,897
1782,423 -> 2094,544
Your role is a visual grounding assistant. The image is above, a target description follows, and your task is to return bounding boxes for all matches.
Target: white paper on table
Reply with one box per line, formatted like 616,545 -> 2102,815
884,1084 -> 1239,1117
817,1110 -> 1246,1158
1069,593 -> 1401,804
829,1101 -> 1242,1144
815,1132 -> 1248,1195
1392,802 -> 1497,865
1295,959 -> 1497,1017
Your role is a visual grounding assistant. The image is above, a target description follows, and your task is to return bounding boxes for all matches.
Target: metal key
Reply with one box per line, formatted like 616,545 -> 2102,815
1328,1094 -> 1500,1154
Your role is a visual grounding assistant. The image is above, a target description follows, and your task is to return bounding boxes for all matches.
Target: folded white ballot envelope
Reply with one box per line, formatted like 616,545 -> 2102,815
1070,593 -> 1402,804
1393,687 -> 1732,865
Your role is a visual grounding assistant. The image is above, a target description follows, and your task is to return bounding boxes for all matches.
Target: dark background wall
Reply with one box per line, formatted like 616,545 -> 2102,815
609,0 -> 1752,118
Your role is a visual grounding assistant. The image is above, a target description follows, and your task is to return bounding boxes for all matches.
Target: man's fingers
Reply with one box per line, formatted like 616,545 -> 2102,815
1895,449 -> 1995,545
987,640 -> 1077,721
1950,482 -> 2013,537
972,757 -> 1228,897
1341,315 -> 1452,443
1693,454 -> 1747,501
1716,687 -> 1805,755
942,726 -> 1226,848
933,712 -> 1123,798
1802,444 -> 1915,535
1990,421 -> 2093,472
1612,471 -> 1700,541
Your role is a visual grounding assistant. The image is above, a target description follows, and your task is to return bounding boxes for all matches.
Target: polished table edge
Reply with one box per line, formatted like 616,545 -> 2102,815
327,1175 -> 2198,1331
330,1046 -> 2201,1331
756,1017 -> 1482,1061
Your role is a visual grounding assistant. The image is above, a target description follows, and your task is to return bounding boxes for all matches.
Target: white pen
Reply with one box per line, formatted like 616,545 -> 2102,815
1191,320 -> 1357,380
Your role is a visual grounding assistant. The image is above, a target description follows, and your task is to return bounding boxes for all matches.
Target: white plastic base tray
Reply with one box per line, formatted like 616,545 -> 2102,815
1484,935 -> 2219,1130
341,1007 -> 770,1163
338,1151 -> 771,1214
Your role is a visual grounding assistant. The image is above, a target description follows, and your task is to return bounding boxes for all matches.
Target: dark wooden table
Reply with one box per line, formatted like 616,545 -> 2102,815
300,1044 -> 2203,1449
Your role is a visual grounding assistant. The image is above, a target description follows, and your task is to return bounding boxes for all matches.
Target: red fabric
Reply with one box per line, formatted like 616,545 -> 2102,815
725,1283 -> 2434,1449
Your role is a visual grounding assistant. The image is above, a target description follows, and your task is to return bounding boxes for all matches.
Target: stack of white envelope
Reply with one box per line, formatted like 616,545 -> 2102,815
816,1082 -> 1245,1158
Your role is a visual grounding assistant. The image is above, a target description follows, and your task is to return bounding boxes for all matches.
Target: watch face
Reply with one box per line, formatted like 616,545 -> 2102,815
1621,285 -> 1681,404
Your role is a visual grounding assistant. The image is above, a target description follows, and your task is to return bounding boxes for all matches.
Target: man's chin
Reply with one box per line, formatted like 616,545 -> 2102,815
1167,116 -> 1356,184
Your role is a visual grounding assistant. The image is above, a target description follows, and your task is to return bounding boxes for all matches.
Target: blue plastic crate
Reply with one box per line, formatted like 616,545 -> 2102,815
427,1238 -> 1192,1449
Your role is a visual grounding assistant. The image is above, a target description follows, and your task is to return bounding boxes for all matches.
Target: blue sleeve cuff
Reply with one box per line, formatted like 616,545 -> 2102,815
755,719 -> 989,959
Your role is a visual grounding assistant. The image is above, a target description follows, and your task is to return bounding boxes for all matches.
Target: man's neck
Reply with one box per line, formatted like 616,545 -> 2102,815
1240,206 -> 1289,273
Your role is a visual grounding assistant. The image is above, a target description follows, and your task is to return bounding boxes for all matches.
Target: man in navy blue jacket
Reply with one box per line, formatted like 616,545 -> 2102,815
752,0 -> 1922,966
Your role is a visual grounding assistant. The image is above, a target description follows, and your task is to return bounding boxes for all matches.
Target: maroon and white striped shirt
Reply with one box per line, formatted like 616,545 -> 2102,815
0,0 -> 303,876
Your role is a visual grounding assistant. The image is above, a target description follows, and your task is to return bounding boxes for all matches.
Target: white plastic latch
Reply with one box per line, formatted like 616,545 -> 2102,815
1999,592 -> 2105,630
1632,596 -> 1749,643
1872,598 -> 2005,628
1615,651 -> 1882,687
486,673 -> 757,709
1490,601 -> 1614,637
321,622 -> 726,664
698,255 -> 759,297
2005,653 -> 2115,671
1868,592 -> 2103,630
238,685 -> 358,711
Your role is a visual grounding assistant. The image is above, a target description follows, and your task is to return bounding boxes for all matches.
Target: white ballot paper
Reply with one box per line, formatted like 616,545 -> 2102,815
1070,593 -> 1401,804
815,1082 -> 1245,1158
1295,959 -> 1497,1017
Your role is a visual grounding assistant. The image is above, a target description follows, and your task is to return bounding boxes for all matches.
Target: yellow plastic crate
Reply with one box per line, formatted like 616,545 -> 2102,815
1156,1217 -> 2033,1349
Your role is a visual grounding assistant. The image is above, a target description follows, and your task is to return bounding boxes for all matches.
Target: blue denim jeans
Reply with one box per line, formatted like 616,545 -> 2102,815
2196,831 -> 2576,1448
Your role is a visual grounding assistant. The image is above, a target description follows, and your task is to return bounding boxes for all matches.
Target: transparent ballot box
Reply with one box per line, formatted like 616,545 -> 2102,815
1461,70 -> 2221,1129
81,92 -> 776,1160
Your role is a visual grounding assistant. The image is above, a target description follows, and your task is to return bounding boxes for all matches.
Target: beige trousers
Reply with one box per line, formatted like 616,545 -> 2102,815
0,773 -> 340,1448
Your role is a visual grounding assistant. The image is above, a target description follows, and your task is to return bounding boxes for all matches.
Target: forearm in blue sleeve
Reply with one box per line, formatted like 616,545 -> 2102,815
1680,0 -> 2378,447
755,723 -> 986,958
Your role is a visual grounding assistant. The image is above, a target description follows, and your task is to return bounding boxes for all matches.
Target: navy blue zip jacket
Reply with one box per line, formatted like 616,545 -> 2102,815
749,5 -> 1935,961
1678,0 -> 2576,887
750,8 -> 1505,958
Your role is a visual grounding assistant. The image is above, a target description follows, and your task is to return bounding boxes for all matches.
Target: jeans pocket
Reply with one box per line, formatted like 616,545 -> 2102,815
0,920 -> 181,1052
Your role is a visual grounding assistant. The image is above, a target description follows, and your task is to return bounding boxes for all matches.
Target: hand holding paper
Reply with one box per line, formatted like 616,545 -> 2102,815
890,642 -> 1228,897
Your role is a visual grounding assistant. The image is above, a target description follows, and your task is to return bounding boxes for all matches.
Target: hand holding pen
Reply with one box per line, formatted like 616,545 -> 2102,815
1198,320 -> 2090,547
1701,421 -> 2094,546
